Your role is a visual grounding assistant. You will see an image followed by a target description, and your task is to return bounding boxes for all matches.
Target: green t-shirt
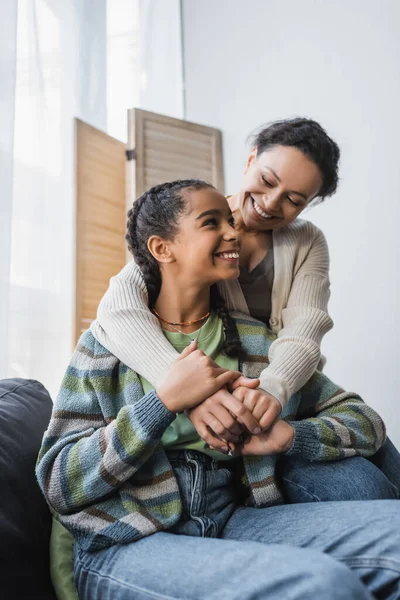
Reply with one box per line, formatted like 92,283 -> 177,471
50,312 -> 238,600
140,311 -> 239,460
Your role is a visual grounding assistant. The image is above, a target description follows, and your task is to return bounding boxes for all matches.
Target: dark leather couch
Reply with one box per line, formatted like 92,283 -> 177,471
0,378 -> 57,599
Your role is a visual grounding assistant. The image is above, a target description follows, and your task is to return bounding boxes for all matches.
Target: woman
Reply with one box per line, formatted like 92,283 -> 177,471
37,181 -> 400,600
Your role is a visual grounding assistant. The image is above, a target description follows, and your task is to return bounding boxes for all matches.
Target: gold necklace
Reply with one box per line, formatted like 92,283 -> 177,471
152,308 -> 210,327
153,310 -> 209,343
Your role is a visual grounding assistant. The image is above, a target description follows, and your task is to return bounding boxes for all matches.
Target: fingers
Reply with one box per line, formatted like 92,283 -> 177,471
177,339 -> 198,359
252,396 -> 271,422
215,370 -> 242,388
203,414 -> 239,443
242,393 -> 258,413
205,404 -> 244,441
208,441 -> 237,456
219,391 -> 261,434
199,424 -> 230,453
259,409 -> 279,431
230,376 -> 260,391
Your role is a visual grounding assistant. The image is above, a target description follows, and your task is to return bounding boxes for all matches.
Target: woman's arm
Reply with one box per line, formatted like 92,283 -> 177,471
35,335 -> 176,515
259,227 -> 334,406
91,261 -> 179,387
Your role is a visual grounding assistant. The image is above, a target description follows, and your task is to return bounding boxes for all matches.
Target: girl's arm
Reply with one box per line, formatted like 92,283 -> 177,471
241,372 -> 386,458
259,226 -> 333,407
91,261 -> 179,388
285,371 -> 386,460
35,333 -> 176,515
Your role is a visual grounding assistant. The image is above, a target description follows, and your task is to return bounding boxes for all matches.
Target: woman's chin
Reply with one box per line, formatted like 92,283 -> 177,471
244,211 -> 274,232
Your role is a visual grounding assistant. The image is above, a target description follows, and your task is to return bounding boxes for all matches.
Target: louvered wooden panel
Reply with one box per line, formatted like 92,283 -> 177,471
75,119 -> 126,344
128,108 -> 224,201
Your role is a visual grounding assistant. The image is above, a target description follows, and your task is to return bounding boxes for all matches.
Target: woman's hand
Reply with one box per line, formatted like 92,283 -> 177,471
240,420 -> 294,456
231,383 -> 282,431
186,378 -> 262,454
157,341 -> 242,414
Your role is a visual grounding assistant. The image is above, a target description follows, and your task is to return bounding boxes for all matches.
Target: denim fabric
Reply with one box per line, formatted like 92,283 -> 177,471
167,450 -> 237,538
278,454 -> 399,503
74,450 -> 400,600
370,438 -> 400,492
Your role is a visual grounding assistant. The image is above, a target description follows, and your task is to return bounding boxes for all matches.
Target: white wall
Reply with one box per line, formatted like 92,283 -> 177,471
183,0 -> 400,448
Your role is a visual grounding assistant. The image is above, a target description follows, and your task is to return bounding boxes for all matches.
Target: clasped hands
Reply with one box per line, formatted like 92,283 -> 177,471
157,340 -> 294,457
186,376 -> 294,456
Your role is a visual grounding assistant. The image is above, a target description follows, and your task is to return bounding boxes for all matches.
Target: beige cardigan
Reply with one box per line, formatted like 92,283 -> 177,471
91,218 -> 333,407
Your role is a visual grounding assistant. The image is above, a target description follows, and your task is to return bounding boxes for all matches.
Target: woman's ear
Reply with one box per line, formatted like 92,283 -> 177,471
245,146 -> 258,172
147,235 -> 175,263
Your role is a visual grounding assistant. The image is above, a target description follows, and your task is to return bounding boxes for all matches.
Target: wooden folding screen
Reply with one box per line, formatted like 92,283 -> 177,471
74,119 -> 126,343
127,108 -> 224,201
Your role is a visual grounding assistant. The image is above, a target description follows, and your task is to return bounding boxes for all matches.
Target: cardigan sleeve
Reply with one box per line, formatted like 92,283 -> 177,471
284,372 -> 386,460
92,261 -> 179,388
35,340 -> 175,515
259,227 -> 334,407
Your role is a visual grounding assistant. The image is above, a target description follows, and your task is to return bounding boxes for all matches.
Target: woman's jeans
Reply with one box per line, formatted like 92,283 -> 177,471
278,438 -> 400,503
74,450 -> 400,600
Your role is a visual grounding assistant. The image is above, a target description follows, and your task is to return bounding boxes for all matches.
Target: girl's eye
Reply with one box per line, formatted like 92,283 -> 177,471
203,218 -> 218,227
228,217 -> 235,227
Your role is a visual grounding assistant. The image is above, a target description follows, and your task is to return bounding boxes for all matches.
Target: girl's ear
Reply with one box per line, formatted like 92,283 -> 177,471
244,146 -> 258,172
147,235 -> 175,263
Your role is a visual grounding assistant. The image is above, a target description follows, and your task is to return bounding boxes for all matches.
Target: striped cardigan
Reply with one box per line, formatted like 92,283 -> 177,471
36,313 -> 386,552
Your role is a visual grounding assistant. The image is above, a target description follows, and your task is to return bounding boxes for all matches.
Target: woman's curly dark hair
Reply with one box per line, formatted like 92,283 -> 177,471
250,117 -> 341,202
126,179 -> 245,360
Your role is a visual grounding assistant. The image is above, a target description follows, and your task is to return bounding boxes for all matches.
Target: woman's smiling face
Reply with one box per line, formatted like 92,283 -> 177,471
239,145 -> 323,231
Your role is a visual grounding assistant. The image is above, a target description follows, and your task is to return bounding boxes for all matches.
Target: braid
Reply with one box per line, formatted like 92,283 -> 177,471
126,179 -> 214,307
126,191 -> 161,306
210,285 -> 246,361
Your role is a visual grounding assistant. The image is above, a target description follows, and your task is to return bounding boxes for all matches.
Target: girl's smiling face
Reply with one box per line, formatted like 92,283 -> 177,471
162,187 -> 240,285
238,145 -> 323,231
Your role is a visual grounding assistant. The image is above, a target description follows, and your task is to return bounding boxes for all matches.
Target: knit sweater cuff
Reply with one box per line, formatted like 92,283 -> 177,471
129,390 -> 176,439
259,373 -> 291,408
284,421 -> 321,460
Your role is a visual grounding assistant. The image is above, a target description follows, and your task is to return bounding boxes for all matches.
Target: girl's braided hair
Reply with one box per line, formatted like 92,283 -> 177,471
126,179 -> 245,360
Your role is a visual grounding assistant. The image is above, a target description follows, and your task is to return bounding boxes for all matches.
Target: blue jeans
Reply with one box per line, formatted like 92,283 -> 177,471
74,450 -> 400,600
279,438 -> 400,502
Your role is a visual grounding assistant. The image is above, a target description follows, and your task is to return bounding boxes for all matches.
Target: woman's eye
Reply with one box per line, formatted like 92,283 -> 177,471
262,176 -> 273,187
288,197 -> 301,207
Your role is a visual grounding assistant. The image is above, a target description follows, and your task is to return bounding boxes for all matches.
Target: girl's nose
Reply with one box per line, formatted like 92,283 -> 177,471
223,223 -> 238,241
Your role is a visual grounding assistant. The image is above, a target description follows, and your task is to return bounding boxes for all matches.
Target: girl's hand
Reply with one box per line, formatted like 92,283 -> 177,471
186,381 -> 262,453
157,341 -> 242,414
231,385 -> 282,431
240,420 -> 294,456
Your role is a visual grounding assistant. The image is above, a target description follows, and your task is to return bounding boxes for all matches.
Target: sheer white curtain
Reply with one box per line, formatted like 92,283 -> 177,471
107,0 -> 184,142
2,0 -> 107,397
0,2 -> 18,381
1,0 -> 183,398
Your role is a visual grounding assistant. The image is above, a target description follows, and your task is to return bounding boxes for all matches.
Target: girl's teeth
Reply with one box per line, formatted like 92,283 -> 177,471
218,252 -> 239,259
253,199 -> 272,219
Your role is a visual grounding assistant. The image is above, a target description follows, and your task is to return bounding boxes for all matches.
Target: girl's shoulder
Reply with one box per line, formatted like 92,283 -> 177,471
70,329 -> 121,372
